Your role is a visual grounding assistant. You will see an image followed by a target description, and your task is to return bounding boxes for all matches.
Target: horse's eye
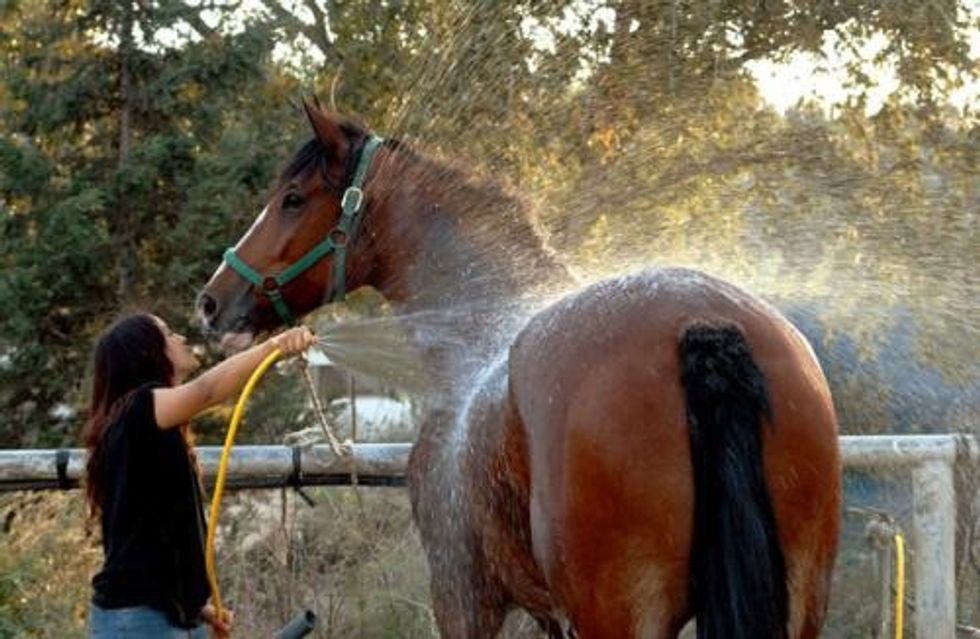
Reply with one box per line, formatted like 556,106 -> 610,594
282,192 -> 304,210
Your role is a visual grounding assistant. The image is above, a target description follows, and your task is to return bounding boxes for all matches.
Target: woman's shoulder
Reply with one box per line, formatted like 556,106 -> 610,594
108,382 -> 166,439
123,381 -> 164,415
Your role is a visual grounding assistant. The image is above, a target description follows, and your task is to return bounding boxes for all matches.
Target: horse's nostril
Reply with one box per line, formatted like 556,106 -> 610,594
197,293 -> 218,318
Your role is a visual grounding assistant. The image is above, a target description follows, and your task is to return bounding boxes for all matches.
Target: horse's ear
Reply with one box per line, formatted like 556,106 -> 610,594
302,97 -> 349,154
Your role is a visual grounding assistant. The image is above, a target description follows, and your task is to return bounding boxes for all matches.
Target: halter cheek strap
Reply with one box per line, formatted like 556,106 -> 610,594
223,135 -> 384,325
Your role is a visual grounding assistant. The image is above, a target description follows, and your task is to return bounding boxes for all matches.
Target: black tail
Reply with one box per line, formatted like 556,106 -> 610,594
680,323 -> 788,639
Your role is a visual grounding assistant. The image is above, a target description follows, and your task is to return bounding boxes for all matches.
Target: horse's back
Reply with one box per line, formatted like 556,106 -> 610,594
508,268 -> 840,638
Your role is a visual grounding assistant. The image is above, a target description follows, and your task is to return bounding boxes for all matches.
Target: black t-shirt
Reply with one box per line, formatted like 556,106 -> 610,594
91,383 -> 210,628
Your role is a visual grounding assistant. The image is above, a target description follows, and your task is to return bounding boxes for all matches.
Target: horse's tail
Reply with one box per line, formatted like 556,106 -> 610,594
679,322 -> 788,639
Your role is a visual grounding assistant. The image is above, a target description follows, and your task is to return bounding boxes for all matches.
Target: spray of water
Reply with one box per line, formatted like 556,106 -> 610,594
310,314 -> 438,394
368,0 -> 980,439
306,301 -> 536,398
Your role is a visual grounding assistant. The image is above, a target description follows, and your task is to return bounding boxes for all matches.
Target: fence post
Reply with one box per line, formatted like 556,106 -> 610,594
913,459 -> 956,639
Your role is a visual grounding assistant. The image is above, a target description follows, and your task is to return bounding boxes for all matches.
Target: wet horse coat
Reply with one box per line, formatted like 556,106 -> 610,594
411,270 -> 839,638
198,105 -> 841,638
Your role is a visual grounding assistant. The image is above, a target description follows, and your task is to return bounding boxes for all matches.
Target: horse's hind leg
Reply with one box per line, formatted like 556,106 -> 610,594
568,562 -> 689,639
775,463 -> 839,638
574,607 -> 686,639
768,414 -> 840,637
785,547 -> 836,639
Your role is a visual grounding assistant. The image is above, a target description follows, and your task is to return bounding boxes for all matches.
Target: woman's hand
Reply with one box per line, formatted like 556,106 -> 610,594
202,603 -> 233,638
270,326 -> 317,357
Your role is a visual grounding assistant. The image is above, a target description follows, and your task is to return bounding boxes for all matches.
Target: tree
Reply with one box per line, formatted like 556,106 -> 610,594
1,0 -> 976,448
0,0 -> 297,445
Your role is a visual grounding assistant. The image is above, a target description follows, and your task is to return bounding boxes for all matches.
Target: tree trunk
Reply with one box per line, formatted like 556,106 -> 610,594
116,1 -> 136,302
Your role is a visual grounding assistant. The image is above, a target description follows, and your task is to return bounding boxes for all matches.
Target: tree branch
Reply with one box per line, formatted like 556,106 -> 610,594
259,0 -> 338,64
303,0 -> 331,50
180,10 -> 215,39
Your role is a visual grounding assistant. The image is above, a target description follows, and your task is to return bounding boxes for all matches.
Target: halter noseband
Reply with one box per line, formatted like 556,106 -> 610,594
223,135 -> 384,326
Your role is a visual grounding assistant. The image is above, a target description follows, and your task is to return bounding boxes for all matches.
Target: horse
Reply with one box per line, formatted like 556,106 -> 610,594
197,103 -> 841,638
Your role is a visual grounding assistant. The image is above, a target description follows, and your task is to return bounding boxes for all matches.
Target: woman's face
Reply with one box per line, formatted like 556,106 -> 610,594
153,316 -> 200,382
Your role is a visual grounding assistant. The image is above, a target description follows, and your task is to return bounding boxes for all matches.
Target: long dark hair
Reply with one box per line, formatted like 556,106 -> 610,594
83,313 -> 174,518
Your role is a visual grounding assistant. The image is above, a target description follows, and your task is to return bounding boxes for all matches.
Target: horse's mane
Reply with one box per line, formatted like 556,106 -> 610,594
282,126 -> 565,280
279,120 -> 571,304
280,117 -> 369,192
379,139 -> 564,272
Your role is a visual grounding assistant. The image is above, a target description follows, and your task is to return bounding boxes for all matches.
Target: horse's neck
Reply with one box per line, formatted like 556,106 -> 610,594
370,168 -> 569,424
416,342 -> 512,472
383,176 -> 572,317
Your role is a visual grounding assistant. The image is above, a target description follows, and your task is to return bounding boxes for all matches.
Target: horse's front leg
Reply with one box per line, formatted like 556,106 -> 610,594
426,549 -> 509,639
408,436 -> 510,639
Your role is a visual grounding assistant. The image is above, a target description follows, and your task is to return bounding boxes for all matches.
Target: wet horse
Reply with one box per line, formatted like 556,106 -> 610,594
198,104 -> 841,638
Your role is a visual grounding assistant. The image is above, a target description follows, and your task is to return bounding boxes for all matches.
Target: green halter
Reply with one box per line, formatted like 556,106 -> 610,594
223,135 -> 384,325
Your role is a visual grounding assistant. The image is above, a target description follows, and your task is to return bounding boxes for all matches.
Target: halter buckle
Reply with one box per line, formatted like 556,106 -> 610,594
341,186 -> 364,213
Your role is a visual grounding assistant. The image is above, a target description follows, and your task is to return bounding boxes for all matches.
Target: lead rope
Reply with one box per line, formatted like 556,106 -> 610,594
299,355 -> 347,457
300,343 -> 395,633
302,356 -> 363,506
300,351 -> 370,632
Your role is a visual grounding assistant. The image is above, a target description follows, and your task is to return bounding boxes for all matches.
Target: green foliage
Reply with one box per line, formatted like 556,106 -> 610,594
0,0 -> 305,445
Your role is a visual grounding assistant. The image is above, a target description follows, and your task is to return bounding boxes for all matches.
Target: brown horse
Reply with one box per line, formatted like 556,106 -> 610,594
198,104 -> 841,638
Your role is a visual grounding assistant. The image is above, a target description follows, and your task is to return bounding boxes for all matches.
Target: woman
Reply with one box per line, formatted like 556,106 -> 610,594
83,313 -> 316,638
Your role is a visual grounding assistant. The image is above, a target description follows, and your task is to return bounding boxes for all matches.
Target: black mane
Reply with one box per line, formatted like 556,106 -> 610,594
280,121 -> 404,192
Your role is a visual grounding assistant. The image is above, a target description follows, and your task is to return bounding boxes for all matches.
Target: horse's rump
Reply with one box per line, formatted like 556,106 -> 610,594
507,268 -> 840,637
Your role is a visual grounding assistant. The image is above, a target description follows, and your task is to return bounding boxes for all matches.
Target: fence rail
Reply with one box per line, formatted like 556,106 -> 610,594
1,434 -> 976,638
0,442 -> 412,492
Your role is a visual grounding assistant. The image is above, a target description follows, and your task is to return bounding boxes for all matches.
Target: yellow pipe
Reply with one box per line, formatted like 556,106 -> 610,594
205,347 -> 283,620
894,532 -> 905,639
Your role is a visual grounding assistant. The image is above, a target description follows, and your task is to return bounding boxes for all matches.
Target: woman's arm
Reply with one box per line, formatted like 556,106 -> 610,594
153,327 -> 316,429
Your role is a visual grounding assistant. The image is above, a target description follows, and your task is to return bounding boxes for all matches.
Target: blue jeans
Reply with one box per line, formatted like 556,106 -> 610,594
88,604 -> 207,638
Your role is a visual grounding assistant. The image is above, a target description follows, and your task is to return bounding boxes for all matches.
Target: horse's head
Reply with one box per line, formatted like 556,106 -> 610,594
197,102 -> 389,350
198,102 -> 569,351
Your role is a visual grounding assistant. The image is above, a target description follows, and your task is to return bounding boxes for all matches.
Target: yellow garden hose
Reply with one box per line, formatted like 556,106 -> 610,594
894,532 -> 905,639
847,506 -> 906,639
205,347 -> 283,619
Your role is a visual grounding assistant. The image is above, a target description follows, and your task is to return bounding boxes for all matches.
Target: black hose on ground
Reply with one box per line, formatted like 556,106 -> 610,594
273,609 -> 316,639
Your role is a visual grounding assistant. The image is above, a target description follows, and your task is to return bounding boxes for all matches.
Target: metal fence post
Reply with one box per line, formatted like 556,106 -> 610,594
913,459 -> 956,638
